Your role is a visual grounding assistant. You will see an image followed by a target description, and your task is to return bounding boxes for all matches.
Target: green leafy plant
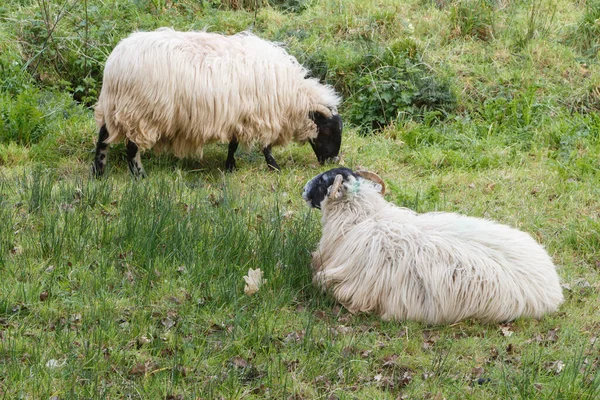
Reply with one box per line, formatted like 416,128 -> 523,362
0,89 -> 47,146
346,44 -> 455,133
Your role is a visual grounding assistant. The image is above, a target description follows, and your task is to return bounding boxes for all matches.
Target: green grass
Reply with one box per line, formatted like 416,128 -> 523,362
1,0 -> 600,398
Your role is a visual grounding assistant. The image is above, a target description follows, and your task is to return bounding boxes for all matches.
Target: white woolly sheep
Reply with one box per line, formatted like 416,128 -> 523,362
302,168 -> 564,325
92,28 -> 343,177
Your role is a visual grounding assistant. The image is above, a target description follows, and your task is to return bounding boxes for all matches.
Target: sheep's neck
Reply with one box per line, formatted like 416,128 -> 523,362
322,192 -> 385,232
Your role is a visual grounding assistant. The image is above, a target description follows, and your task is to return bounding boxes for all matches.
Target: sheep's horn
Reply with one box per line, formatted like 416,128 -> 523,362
328,174 -> 344,200
356,170 -> 386,195
313,104 -> 334,118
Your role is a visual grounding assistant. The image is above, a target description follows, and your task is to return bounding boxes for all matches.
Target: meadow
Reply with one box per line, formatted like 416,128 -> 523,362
0,0 -> 599,398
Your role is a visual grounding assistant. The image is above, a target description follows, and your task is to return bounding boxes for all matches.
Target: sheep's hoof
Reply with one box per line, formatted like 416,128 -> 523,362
91,163 -> 105,178
225,160 -> 236,172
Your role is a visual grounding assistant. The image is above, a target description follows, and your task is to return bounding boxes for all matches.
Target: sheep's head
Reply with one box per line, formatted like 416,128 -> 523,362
302,167 -> 385,209
309,110 -> 343,165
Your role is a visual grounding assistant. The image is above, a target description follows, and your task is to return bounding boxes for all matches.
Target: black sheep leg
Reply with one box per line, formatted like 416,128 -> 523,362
263,146 -> 280,171
225,138 -> 238,172
92,124 -> 110,177
126,140 -> 147,178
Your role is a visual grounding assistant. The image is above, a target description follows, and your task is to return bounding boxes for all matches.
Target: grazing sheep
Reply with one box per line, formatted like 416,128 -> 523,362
302,168 -> 564,325
92,28 -> 343,177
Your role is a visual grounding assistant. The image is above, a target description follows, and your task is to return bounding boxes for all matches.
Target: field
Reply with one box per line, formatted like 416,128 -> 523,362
1,0 -> 599,398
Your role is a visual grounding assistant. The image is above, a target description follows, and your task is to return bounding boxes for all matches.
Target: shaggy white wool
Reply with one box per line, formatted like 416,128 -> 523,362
95,28 -> 340,157
313,177 -> 564,325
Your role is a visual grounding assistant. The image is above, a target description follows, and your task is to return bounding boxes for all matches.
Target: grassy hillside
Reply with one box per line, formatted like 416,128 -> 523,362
1,0 -> 599,398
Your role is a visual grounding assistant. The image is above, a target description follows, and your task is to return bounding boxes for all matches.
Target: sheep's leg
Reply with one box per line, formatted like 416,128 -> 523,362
92,124 -> 109,177
262,146 -> 280,171
225,138 -> 238,172
126,140 -> 147,178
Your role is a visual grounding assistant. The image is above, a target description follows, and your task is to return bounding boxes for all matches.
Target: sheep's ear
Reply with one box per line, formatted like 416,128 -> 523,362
327,174 -> 345,200
356,170 -> 386,195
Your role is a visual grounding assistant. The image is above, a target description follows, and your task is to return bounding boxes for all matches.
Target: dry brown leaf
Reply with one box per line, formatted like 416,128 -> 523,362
243,268 -> 266,295
313,310 -> 328,320
229,356 -> 249,369
471,366 -> 484,378
382,354 -> 399,368
129,361 -> 158,376
361,350 -> 373,358
546,328 -> 559,343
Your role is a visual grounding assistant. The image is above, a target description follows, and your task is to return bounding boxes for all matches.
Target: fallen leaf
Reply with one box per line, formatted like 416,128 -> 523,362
243,268 -> 266,295
422,330 -> 440,349
500,324 -> 514,337
313,310 -> 328,320
545,360 -> 564,374
360,350 -> 373,358
490,347 -> 499,359
382,354 -> 399,368
561,283 -> 572,291
285,359 -> 299,371
129,361 -> 158,376
162,317 -> 175,329
338,313 -> 352,324
46,359 -> 65,368
398,370 -> 413,388
284,330 -> 305,344
546,328 -> 559,343
229,356 -> 249,369
342,346 -> 356,357
329,325 -> 353,335
471,366 -> 484,378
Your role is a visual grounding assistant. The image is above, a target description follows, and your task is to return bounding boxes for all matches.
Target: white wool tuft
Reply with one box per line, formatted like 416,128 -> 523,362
312,176 -> 564,325
95,28 -> 340,157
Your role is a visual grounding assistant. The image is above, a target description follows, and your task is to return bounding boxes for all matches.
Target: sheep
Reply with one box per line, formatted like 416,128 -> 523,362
302,167 -> 564,325
92,28 -> 343,177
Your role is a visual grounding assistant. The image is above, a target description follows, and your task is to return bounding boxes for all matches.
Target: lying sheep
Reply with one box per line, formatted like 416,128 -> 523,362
302,168 -> 564,324
92,28 -> 343,177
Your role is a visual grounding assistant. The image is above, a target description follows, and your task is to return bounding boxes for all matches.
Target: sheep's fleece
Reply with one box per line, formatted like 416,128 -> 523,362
303,168 -> 564,325
94,28 -> 341,171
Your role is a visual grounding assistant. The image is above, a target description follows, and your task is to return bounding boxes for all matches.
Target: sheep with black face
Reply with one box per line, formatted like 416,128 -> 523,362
303,168 -> 564,325
92,28 -> 343,177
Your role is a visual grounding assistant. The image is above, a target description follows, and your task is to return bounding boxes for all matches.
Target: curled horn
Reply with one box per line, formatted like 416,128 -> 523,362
313,104 -> 334,118
356,170 -> 386,195
328,174 -> 344,200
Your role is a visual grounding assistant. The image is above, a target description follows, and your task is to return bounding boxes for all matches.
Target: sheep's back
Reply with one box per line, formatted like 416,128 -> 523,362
315,210 -> 564,324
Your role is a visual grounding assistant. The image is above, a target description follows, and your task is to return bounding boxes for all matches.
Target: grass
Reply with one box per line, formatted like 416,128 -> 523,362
1,0 -> 600,398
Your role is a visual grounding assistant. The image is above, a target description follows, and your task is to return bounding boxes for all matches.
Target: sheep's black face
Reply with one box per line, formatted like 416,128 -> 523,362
310,112 -> 343,164
302,167 -> 357,209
